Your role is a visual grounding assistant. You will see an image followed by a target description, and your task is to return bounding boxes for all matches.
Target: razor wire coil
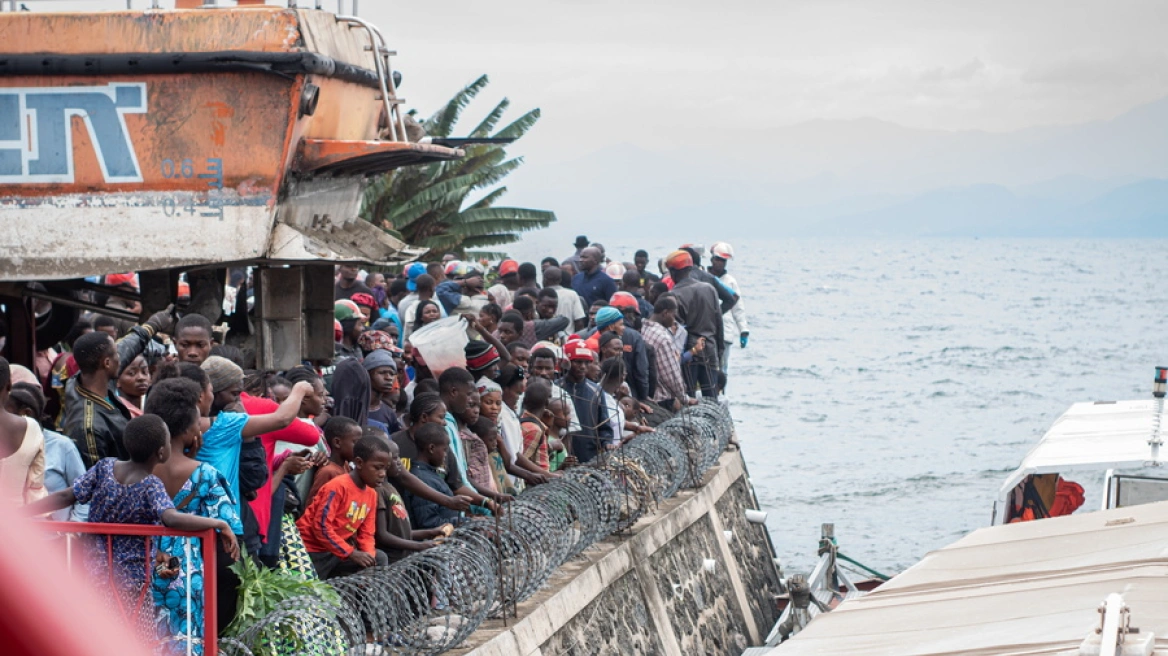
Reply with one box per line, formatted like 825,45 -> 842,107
223,400 -> 734,656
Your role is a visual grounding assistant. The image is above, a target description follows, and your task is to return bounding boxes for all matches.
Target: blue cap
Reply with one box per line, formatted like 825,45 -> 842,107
595,306 -> 623,329
405,262 -> 426,291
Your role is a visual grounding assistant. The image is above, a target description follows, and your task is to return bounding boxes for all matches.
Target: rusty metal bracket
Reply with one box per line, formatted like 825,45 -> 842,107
294,139 -> 462,176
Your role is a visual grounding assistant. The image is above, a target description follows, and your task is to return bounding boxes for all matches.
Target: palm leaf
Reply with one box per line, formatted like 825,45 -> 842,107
470,98 -> 511,138
493,108 -> 541,140
360,75 -> 553,258
425,74 -> 489,138
466,187 -> 508,210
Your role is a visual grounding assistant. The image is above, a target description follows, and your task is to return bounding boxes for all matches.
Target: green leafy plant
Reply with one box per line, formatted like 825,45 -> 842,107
362,74 -> 555,259
223,553 -> 342,638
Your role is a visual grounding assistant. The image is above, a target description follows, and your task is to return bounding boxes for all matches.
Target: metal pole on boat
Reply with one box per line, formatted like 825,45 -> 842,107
1151,367 -> 1167,462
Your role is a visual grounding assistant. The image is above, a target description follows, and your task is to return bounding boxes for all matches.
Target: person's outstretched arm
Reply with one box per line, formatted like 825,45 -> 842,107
242,381 -> 312,438
375,507 -> 436,554
161,511 -> 239,561
534,316 -> 570,340
462,314 -> 511,365
396,470 -> 472,512
498,438 -> 551,483
24,488 -> 76,516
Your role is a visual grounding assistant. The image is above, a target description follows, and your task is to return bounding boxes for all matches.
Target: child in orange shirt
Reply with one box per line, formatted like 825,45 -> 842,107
297,435 -> 391,579
306,416 -> 363,504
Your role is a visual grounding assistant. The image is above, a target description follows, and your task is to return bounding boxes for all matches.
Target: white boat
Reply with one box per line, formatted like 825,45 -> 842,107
771,499 -> 1168,655
994,390 -> 1168,525
764,368 -> 1168,655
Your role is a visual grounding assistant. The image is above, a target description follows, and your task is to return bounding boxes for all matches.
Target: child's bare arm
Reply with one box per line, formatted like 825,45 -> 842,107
242,382 -> 312,438
161,510 -> 240,561
376,508 -> 436,553
497,438 -> 550,483
397,469 -> 472,512
413,524 -> 451,541
24,488 -> 76,516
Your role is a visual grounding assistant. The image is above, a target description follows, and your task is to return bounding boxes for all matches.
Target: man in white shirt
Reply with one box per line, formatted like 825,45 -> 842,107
708,241 -> 750,376
541,266 -> 586,332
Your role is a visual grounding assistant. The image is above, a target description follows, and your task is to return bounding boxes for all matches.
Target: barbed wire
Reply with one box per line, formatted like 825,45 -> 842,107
222,399 -> 734,656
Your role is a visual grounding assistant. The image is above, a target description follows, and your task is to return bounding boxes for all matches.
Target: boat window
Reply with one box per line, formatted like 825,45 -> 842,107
1114,475 -> 1168,508
1006,474 -> 1086,523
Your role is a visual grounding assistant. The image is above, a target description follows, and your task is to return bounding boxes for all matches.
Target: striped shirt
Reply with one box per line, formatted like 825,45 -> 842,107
641,319 -> 688,404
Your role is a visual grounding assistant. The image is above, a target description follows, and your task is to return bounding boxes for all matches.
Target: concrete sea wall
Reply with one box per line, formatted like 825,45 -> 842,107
450,450 -> 782,656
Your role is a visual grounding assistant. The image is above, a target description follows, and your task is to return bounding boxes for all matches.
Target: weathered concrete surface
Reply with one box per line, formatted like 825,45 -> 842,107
451,449 -> 780,656
715,478 -> 785,634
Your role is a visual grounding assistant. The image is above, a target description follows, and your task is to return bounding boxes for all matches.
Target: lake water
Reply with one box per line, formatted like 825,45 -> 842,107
508,236 -> 1168,575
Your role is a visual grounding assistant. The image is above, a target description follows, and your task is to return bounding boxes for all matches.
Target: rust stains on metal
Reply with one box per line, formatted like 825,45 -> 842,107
0,8 -> 302,55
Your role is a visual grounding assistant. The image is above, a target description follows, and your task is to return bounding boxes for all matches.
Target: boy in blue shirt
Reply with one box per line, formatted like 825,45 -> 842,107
403,423 -> 464,529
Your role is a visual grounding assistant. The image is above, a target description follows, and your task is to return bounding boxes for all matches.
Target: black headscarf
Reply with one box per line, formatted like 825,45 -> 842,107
330,357 -> 370,427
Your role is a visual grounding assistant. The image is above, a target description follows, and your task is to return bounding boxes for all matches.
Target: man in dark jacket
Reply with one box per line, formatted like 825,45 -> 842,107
681,246 -> 739,316
64,331 -> 132,469
63,307 -> 176,467
666,250 -> 724,399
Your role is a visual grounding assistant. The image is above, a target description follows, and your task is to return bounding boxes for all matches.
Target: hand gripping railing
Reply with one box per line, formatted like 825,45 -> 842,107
36,521 -> 219,656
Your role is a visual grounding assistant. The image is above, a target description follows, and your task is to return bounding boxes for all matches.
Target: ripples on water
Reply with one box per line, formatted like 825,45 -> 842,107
512,237 -> 1168,575
729,239 -> 1168,575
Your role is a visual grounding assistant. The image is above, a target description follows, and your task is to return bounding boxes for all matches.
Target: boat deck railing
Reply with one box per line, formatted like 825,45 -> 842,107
35,521 -> 221,656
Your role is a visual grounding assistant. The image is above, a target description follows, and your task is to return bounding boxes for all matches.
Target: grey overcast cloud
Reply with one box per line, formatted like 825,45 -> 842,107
368,1 -> 1168,160
358,0 -> 1168,238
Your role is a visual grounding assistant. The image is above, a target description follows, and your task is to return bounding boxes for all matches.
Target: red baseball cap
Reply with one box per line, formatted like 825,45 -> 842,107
563,339 -> 596,362
350,292 -> 377,310
499,259 -> 519,276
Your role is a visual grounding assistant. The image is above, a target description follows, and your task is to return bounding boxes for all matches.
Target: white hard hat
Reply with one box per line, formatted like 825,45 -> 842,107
710,241 -> 734,259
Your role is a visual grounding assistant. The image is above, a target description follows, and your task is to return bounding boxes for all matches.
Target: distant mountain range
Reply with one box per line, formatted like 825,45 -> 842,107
806,179 -> 1168,237
508,95 -> 1168,239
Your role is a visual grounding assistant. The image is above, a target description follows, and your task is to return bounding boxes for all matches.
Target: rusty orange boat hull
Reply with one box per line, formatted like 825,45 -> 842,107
0,7 -> 459,280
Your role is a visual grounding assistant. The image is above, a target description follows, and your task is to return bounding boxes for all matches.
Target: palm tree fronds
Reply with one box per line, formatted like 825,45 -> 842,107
361,75 -> 553,258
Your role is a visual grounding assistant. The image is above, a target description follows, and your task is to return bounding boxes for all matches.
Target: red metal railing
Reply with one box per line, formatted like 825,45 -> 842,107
38,521 -> 218,656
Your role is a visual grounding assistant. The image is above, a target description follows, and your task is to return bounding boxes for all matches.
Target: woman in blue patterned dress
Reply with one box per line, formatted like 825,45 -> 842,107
148,379 -> 243,655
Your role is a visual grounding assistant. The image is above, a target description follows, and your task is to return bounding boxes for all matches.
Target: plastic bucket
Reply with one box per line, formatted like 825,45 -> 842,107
408,315 -> 468,374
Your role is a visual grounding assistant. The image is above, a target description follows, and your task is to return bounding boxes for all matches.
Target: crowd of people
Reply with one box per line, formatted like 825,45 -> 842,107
0,234 -> 748,652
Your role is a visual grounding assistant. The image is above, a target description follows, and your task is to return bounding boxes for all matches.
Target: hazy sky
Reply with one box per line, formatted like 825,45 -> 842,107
25,0 -> 1168,163
368,0 -> 1168,163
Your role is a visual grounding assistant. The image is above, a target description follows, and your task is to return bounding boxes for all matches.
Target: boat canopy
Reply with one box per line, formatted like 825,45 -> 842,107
997,399 -> 1167,505
773,499 -> 1168,655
